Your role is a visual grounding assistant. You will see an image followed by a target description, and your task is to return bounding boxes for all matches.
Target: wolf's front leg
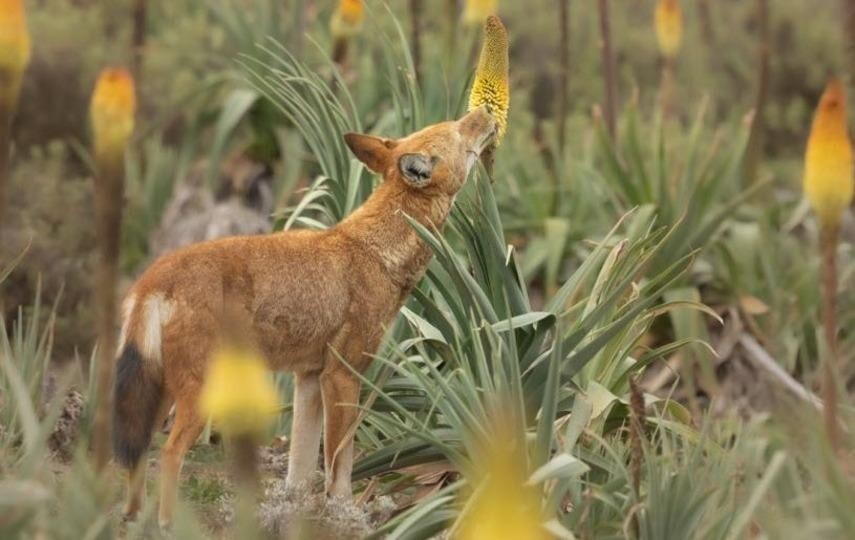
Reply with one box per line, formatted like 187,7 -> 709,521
320,367 -> 361,498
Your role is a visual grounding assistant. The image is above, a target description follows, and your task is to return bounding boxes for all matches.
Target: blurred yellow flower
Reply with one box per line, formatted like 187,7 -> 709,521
330,0 -> 364,40
468,15 -> 509,143
463,0 -> 497,26
198,345 -> 279,437
90,68 -> 136,160
455,421 -> 548,540
655,0 -> 683,59
0,0 -> 31,112
804,78 -> 855,229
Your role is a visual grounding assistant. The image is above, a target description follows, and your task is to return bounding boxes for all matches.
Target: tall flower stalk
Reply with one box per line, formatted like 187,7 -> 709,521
199,342 -> 278,536
655,0 -> 682,119
330,0 -> 364,67
803,78 -> 854,452
468,14 -> 510,176
89,68 -> 136,471
598,0 -> 617,140
0,0 -> 31,225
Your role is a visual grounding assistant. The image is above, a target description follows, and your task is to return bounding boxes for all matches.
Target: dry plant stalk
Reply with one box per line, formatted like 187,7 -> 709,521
410,0 -> 424,84
0,0 -> 31,226
90,68 -> 136,471
803,78 -> 854,452
628,377 -> 646,539
597,0 -> 617,140
130,0 -> 147,85
743,0 -> 770,187
557,0 -> 570,152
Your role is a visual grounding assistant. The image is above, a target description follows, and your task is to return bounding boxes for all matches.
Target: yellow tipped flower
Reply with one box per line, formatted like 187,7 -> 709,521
463,0 -> 498,26
456,419 -> 548,540
90,68 -> 136,161
804,78 -> 855,229
655,0 -> 683,59
0,0 -> 31,111
468,15 -> 509,143
199,345 -> 279,437
330,0 -> 364,40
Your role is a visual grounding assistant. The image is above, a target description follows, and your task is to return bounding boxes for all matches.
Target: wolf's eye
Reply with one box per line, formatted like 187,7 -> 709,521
399,154 -> 437,187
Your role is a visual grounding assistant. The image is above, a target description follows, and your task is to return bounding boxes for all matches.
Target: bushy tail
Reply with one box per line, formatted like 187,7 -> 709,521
112,343 -> 164,468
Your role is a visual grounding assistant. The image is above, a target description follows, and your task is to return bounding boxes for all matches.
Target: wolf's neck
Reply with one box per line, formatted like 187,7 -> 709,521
338,181 -> 454,288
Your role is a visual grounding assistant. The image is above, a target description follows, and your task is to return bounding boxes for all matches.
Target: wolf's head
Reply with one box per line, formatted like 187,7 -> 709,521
344,105 -> 497,195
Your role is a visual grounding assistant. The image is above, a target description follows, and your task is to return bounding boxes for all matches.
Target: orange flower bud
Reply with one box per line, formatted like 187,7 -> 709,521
330,0 -> 364,40
804,78 -> 855,228
90,68 -> 136,161
655,0 -> 683,59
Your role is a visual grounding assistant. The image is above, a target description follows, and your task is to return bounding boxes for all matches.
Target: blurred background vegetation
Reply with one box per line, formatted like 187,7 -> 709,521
1,0 -> 854,538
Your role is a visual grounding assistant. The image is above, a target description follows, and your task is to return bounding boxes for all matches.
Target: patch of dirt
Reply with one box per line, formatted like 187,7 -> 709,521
244,475 -> 396,540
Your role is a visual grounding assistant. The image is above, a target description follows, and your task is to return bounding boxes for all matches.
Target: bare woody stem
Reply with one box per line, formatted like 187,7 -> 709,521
409,0 -> 423,84
91,153 -> 125,471
742,0 -> 770,189
597,0 -> 617,141
628,377 -> 646,539
445,0 -> 459,67
844,0 -> 855,90
0,113 -> 9,228
130,0 -> 147,85
659,57 -> 675,121
819,223 -> 842,452
557,0 -> 570,152
232,435 -> 261,536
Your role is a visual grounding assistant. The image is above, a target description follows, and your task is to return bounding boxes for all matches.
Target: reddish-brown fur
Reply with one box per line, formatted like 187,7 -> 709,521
113,107 -> 497,527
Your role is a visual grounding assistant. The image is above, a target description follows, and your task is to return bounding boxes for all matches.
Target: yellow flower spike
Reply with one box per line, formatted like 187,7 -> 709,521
463,0 -> 498,26
90,68 -> 137,163
0,0 -> 31,111
804,78 -> 855,229
655,0 -> 683,59
199,345 -> 280,438
456,419 -> 549,540
468,15 -> 509,144
330,0 -> 364,40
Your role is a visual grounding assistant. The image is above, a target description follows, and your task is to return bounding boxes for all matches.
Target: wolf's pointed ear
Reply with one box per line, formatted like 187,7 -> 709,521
344,133 -> 397,174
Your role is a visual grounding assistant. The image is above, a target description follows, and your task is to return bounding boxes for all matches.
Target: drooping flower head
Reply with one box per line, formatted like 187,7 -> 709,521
0,0 -> 31,112
330,0 -> 364,40
199,345 -> 280,438
655,0 -> 683,59
804,78 -> 855,229
463,0 -> 498,26
90,68 -> 137,161
468,15 -> 509,144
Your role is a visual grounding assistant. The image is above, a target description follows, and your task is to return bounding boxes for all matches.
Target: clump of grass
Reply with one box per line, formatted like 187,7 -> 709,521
182,474 -> 230,506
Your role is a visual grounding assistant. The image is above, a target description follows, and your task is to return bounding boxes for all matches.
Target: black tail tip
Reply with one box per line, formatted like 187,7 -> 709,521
112,343 -> 163,468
